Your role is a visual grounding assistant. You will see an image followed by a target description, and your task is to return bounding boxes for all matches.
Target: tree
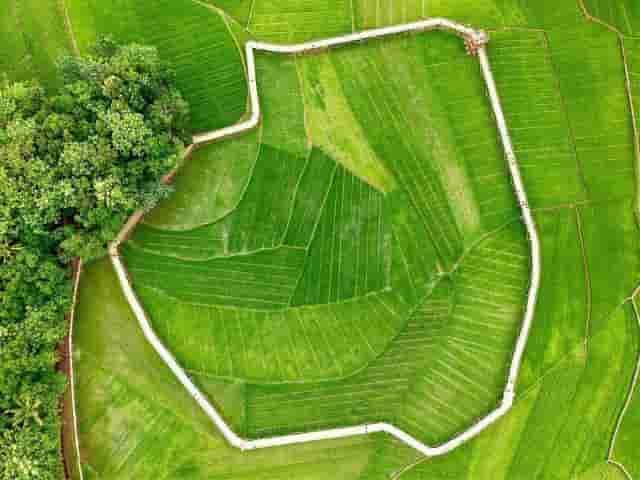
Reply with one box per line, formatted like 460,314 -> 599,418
0,37 -> 191,479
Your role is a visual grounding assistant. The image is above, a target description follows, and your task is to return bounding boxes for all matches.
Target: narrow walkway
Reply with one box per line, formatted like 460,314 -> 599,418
108,18 -> 542,457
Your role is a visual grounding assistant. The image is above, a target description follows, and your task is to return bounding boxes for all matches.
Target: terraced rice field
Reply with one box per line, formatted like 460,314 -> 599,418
73,259 -> 391,478
120,31 -> 532,420
4,0 -> 639,478
66,0 -> 248,132
246,221 -> 528,443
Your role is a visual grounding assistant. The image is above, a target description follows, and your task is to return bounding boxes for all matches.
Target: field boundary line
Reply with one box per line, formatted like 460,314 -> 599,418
606,296 -> 640,480
579,0 -> 640,223
574,207 -> 592,353
540,30 -> 590,199
578,5 -> 640,475
284,164 -> 339,305
108,18 -> 542,457
349,0 -> 356,32
60,0 -> 79,56
576,0 -> 640,39
577,0 -> 623,36
619,37 -> 640,225
126,241 -> 304,263
246,0 -> 256,30
278,147 -> 313,248
66,259 -> 84,480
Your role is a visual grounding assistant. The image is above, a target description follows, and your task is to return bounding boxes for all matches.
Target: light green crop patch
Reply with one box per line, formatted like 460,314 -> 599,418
248,0 -> 352,42
0,0 -> 72,88
144,129 -> 261,231
298,53 -> 397,193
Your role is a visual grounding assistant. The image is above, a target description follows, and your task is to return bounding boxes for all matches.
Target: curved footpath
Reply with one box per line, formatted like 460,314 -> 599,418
107,18 -> 542,457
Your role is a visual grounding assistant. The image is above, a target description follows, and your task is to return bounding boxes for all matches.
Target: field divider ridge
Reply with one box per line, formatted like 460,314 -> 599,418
108,18 -> 541,457
64,259 -> 84,480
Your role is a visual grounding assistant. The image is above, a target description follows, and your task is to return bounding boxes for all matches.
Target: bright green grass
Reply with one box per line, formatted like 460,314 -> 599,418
398,221 -> 528,445
329,38 -> 468,267
624,36 -> 640,213
353,0 -> 424,30
387,189 -> 440,305
584,0 -> 640,35
487,22 -> 636,206
488,30 -> 588,208
0,0 -> 72,88
132,143 -> 308,258
248,0 -> 353,42
546,25 -> 635,202
66,0 -> 247,132
66,0 -> 640,477
394,205 -> 639,479
135,52 -> 310,256
203,0 -> 254,26
611,302 -> 640,478
325,33 -> 518,261
352,0 -> 535,31
122,279 -> 411,384
122,244 -> 307,309
124,23 -> 534,455
195,143 -> 308,253
134,147 -> 332,259
355,437 -> 421,479
297,52 -> 396,192
143,129 -> 261,230
246,221 -> 528,442
73,259 -> 401,479
291,164 -> 391,305
577,463 -> 628,480
283,148 -> 338,248
580,200 -> 640,329
256,53 -> 309,156
246,280 -> 455,437
128,223 -> 219,260
125,32 -> 531,405
516,208 -> 587,390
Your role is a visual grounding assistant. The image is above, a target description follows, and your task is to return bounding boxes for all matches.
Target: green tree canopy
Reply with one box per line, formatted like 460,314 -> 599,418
0,37 -> 189,260
0,38 -> 190,479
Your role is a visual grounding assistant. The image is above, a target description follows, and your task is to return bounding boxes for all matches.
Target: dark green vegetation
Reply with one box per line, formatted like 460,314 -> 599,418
3,0 -> 640,479
0,39 -> 188,479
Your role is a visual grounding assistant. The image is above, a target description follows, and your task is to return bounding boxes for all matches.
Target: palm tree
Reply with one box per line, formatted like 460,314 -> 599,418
8,394 -> 44,427
0,240 -> 22,263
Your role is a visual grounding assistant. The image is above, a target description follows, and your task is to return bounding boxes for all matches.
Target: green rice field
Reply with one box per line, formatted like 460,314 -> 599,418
3,0 -> 640,478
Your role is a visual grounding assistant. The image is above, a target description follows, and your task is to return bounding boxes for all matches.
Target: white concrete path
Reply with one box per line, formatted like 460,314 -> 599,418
109,18 -> 541,457
67,260 -> 84,480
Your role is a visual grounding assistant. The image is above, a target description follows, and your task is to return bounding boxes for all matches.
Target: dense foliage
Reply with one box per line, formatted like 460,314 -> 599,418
0,38 -> 189,479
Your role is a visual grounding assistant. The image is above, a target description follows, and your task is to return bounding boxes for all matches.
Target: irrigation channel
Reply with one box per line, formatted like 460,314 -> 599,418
104,18 -> 542,457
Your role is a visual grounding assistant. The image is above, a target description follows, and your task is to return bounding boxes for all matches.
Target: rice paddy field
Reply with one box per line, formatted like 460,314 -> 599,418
0,0 -> 73,88
3,0 -> 640,478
